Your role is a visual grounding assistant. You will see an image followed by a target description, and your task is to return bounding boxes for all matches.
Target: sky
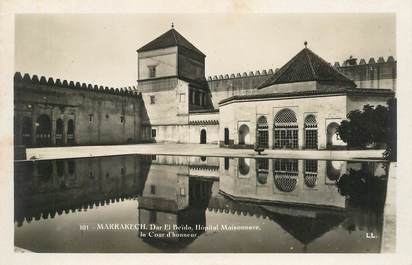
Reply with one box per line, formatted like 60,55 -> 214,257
15,13 -> 396,88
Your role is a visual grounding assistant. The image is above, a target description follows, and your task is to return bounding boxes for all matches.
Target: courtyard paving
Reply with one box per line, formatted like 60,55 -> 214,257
25,143 -> 386,161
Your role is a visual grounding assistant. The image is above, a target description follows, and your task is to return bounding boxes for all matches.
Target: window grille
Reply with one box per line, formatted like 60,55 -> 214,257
304,160 -> 318,188
273,109 -> 298,149
304,114 -> 318,149
273,159 -> 298,192
257,116 -> 269,148
257,158 -> 269,185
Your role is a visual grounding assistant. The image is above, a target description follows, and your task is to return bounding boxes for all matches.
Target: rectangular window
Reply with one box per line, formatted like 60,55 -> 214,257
150,185 -> 156,194
89,114 -> 93,123
120,116 -> 125,123
151,129 -> 156,138
179,93 -> 185,103
148,66 -> 156,78
150,95 -> 156,104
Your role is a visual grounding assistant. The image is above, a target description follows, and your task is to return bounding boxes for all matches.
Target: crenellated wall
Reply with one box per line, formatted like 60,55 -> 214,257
14,72 -> 150,148
206,56 -> 396,108
207,69 -> 277,108
334,56 -> 396,90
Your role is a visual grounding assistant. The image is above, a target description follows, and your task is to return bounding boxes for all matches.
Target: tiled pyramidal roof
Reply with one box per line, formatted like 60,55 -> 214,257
258,47 -> 356,89
137,28 -> 205,57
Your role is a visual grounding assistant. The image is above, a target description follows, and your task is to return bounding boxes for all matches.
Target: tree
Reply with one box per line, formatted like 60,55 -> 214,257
337,98 -> 396,161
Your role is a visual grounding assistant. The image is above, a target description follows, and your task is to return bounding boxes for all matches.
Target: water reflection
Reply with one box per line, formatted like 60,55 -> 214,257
14,155 -> 388,253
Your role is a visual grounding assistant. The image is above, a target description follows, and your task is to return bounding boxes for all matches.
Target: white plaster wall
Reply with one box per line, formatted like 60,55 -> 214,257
219,158 -> 346,208
219,95 -> 348,149
138,47 -> 177,80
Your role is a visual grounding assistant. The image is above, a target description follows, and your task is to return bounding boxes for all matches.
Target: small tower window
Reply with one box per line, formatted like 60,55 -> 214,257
120,115 -> 125,123
150,95 -> 156,104
89,114 -> 94,123
148,66 -> 156,78
150,185 -> 156,194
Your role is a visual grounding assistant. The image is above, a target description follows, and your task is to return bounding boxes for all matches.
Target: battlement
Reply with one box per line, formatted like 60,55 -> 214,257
14,72 -> 141,98
334,56 -> 396,67
207,68 -> 279,81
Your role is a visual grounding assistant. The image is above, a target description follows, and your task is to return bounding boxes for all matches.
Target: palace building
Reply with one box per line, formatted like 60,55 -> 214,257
136,27 -> 395,149
14,27 -> 395,150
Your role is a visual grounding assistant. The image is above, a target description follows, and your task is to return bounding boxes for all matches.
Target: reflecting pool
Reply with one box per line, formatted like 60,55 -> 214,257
14,155 -> 388,253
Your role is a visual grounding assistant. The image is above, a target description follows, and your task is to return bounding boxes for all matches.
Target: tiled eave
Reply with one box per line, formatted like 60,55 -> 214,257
218,88 -> 395,106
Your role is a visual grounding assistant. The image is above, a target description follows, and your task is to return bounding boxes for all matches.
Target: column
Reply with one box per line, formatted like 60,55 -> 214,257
268,123 -> 273,149
298,119 -> 305,149
51,107 -> 56,146
63,114 -> 68,145
31,106 -> 37,146
298,159 -> 304,192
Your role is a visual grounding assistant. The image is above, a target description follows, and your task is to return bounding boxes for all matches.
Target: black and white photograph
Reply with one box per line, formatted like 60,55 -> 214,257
1,0 -> 412,264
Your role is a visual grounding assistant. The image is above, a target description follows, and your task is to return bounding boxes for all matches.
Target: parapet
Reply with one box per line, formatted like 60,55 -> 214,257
14,72 -> 140,98
207,68 -> 275,81
335,56 -> 396,67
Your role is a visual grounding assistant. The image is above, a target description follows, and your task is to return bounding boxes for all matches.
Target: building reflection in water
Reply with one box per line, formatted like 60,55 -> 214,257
14,154 -> 388,252
14,155 -> 152,227
137,155 -> 218,251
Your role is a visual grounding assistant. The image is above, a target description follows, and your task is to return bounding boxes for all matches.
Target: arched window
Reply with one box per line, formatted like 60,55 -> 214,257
21,116 -> 32,146
56,118 -> 64,145
56,160 -> 64,178
256,158 -> 269,184
68,159 -> 75,176
200,129 -> 207,144
238,158 -> 250,176
37,161 -> 53,182
256,116 -> 268,148
35,114 -> 52,146
304,114 -> 318,149
273,109 -> 298,149
67,119 -> 75,145
273,159 -> 298,192
238,124 -> 250,145
304,160 -> 318,188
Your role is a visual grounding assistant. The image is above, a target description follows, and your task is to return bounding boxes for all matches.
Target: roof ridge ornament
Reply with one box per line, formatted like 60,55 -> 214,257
304,41 -> 308,48
171,22 -> 174,29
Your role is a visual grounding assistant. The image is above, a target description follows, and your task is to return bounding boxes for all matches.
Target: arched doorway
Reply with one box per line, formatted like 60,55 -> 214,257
35,114 -> 52,146
224,128 -> 229,145
326,160 -> 343,181
327,122 -> 340,148
67,119 -> 75,145
21,116 -> 32,146
273,109 -> 298,149
238,124 -> 250,145
200,129 -> 207,144
56,118 -> 64,145
304,114 -> 318,149
256,116 -> 268,148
